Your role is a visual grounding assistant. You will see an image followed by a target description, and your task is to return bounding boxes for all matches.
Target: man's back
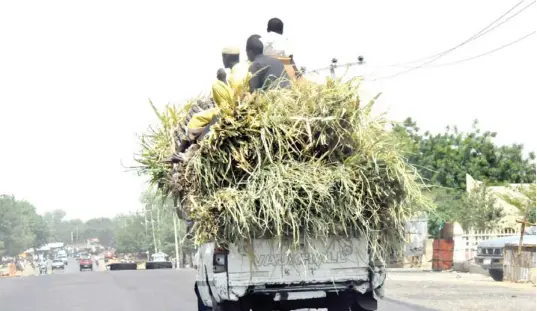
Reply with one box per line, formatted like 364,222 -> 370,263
261,32 -> 292,57
249,54 -> 290,92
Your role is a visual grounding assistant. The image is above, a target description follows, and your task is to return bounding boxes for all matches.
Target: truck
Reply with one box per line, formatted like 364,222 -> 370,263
86,238 -> 103,255
195,237 -> 385,311
145,252 -> 173,269
475,226 -> 536,282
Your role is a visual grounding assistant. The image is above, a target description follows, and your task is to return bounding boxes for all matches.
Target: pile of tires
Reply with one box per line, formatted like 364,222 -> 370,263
108,263 -> 137,271
145,261 -> 173,269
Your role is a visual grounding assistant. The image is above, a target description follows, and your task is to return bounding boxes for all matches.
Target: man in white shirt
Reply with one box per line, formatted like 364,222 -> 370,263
260,18 -> 300,78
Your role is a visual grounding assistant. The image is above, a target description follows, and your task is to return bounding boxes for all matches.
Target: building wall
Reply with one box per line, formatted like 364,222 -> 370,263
465,174 -> 524,231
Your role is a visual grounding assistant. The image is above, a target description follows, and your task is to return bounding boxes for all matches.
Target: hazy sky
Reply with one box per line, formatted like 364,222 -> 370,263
0,0 -> 535,220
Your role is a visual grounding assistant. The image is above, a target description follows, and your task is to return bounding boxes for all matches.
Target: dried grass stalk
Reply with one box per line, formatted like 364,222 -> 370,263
137,79 -> 429,260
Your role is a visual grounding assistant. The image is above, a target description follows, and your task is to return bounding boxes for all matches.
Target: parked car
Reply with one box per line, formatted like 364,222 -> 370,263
51,259 -> 65,270
475,226 -> 536,281
79,257 -> 93,271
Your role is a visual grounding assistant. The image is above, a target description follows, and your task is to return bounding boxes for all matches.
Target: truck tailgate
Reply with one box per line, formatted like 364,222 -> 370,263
226,237 -> 370,286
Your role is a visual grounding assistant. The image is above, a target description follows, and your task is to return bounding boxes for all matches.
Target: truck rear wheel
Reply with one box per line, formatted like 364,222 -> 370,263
212,297 -> 242,311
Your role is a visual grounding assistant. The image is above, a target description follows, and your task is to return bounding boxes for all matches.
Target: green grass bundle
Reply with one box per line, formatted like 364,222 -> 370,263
137,79 -> 428,259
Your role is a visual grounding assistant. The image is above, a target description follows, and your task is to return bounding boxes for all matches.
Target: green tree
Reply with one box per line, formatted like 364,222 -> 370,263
113,213 -> 152,254
394,118 -> 536,190
83,217 -> 115,247
0,240 -> 5,256
0,195 -> 50,256
394,118 -> 535,233
458,184 -> 502,231
425,187 -> 465,236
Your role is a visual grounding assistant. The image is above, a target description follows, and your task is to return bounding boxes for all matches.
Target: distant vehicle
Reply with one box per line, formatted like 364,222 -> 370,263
78,252 -> 89,259
51,259 -> 65,270
79,257 -> 93,271
104,251 -> 114,259
56,249 -> 67,257
476,226 -> 536,281
57,252 -> 68,266
38,261 -> 48,275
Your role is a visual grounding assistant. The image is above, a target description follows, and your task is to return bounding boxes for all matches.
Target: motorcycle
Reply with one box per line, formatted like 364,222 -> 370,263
39,265 -> 47,275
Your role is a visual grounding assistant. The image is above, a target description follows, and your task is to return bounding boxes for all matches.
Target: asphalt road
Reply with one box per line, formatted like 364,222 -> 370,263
0,264 -> 434,311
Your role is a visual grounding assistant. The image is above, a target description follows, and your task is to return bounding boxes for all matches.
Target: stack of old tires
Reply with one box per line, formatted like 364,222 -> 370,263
108,262 -> 137,271
145,261 -> 173,269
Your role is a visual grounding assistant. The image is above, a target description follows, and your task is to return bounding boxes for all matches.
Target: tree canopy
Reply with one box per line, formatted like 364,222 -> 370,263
0,195 -> 49,256
393,118 -> 535,190
393,118 -> 535,234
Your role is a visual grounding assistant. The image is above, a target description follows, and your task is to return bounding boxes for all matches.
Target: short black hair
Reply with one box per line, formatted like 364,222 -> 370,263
267,18 -> 283,34
223,53 -> 239,63
246,35 -> 263,54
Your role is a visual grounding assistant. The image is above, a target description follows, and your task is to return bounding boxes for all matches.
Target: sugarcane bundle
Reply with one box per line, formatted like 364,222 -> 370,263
137,78 -> 428,258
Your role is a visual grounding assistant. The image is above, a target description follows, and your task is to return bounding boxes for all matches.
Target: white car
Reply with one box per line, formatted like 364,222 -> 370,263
51,259 -> 65,270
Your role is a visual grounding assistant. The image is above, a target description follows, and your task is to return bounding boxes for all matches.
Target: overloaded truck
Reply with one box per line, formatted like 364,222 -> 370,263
138,73 -> 427,310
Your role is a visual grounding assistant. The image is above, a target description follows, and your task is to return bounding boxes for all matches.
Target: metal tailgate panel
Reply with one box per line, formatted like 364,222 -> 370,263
226,237 -> 370,286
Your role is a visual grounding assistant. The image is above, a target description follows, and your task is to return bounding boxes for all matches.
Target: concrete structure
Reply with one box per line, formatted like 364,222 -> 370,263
466,174 -> 529,231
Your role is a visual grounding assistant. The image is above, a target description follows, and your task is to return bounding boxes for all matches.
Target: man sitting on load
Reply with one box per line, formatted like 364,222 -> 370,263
260,17 -> 299,79
247,35 -> 290,92
171,46 -> 250,162
217,47 -> 250,95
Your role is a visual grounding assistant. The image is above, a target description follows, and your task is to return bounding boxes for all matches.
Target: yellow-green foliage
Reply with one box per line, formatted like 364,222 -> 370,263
137,79 -> 429,260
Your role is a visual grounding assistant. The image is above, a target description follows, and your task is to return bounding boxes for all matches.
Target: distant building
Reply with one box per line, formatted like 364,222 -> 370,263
466,174 -> 530,231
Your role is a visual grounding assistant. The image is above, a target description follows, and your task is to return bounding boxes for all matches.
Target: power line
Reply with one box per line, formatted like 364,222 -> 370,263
370,30 -> 535,81
371,0 -> 534,81
389,0 -> 529,67
304,1 -> 534,79
302,2 -> 534,81
424,31 -> 535,68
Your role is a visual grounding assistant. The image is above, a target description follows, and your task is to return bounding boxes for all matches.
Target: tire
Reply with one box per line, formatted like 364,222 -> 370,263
195,284 -> 211,311
327,299 -> 349,311
489,269 -> 504,282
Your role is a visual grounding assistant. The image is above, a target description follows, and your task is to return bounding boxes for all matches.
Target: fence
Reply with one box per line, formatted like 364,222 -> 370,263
453,228 -> 516,271
388,216 -> 429,268
503,243 -> 536,283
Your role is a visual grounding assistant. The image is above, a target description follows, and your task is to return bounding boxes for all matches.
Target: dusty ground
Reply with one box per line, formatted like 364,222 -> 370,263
385,271 -> 536,311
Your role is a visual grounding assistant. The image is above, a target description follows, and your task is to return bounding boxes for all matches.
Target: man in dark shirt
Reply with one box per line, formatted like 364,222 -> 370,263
246,35 -> 290,92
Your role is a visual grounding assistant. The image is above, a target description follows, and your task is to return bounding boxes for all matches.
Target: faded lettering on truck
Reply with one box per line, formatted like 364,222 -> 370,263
253,250 -> 352,267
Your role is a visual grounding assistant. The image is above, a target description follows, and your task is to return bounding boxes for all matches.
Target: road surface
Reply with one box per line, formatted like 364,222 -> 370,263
0,263 -> 433,311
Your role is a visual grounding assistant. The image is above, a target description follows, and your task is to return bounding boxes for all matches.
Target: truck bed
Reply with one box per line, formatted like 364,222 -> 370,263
226,237 -> 371,287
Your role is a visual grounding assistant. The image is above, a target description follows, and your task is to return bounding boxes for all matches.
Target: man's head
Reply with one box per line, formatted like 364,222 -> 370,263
221,47 -> 240,69
267,18 -> 284,35
246,34 -> 263,62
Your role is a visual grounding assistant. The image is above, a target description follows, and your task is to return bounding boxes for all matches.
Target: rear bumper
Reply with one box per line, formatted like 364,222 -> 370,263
213,268 -> 385,302
475,256 -> 503,270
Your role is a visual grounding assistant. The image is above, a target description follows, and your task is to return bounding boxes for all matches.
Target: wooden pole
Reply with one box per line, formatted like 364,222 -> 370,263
518,202 -> 530,255
173,213 -> 180,269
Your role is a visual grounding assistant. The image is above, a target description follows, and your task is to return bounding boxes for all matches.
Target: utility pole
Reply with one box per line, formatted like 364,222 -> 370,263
173,212 -> 180,269
517,201 -> 531,255
149,204 -> 158,254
